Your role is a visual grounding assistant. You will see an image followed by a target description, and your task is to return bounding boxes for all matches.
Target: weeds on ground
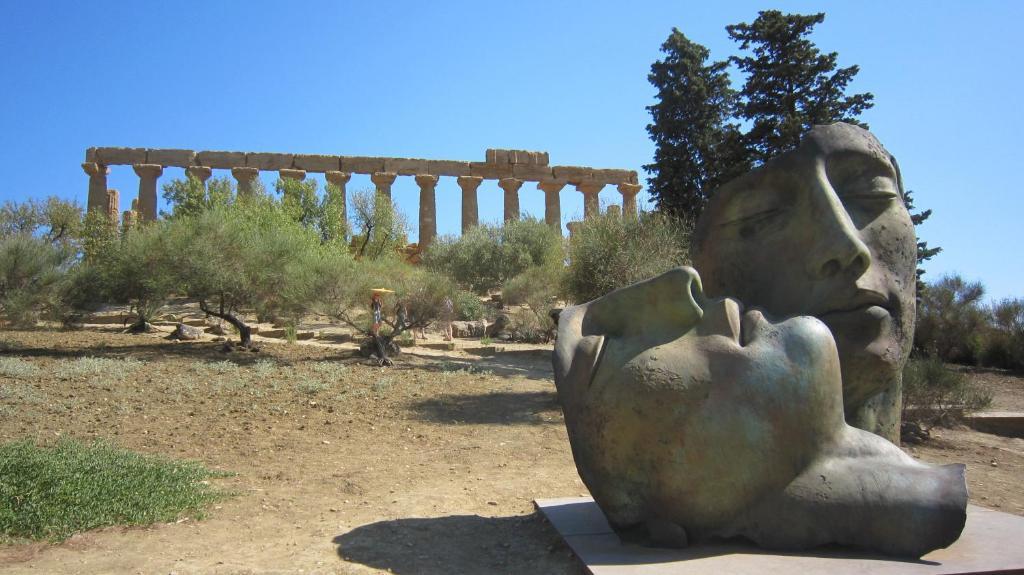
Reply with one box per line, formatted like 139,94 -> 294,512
53,357 -> 143,380
0,438 -> 231,542
295,377 -> 329,396
0,357 -> 40,379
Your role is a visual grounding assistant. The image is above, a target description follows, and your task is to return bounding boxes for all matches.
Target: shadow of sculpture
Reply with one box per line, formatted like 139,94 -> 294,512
332,512 -> 579,574
409,391 -> 562,425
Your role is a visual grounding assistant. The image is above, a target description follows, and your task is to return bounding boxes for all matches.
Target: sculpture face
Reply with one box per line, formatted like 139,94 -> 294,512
693,123 -> 917,436
553,266 -> 967,557
564,268 -> 844,533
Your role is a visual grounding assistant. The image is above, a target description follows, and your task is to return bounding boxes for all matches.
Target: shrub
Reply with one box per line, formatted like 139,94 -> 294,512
564,211 -> 692,304
0,234 -> 76,327
979,297 -> 1024,370
424,218 -> 563,294
504,263 -> 564,336
0,439 -> 229,541
453,290 -> 492,322
914,274 -> 988,364
902,357 -> 992,426
161,174 -> 235,219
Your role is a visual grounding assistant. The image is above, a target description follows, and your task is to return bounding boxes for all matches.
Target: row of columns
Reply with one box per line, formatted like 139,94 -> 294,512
83,162 -> 643,249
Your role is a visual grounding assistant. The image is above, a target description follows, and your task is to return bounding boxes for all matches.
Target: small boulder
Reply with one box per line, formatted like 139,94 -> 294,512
170,323 -> 204,341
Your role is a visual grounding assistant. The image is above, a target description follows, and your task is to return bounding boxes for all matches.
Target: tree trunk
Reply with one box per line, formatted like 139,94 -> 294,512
199,299 -> 253,348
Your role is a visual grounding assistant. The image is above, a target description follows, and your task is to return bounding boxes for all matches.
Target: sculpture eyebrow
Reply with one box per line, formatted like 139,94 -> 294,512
827,151 -> 897,184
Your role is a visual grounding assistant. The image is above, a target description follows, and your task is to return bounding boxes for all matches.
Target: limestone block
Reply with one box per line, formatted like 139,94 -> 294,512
293,154 -> 341,172
592,168 -> 637,185
427,160 -> 472,177
510,150 -> 539,165
279,169 -> 306,181
512,164 -> 555,181
552,165 -> 594,183
146,149 -> 196,167
94,147 -> 148,165
469,162 -> 513,179
85,147 -> 98,163
196,150 -> 247,169
246,152 -> 295,171
485,149 -> 496,163
537,151 -> 550,166
491,149 -> 510,164
341,156 -> 385,174
384,157 -> 428,176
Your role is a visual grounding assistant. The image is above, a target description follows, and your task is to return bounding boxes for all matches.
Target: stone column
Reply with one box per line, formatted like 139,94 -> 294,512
414,174 -> 439,250
279,169 -> 306,181
371,172 -> 397,199
82,162 -> 109,214
498,178 -> 523,222
185,166 -> 213,186
617,183 -> 642,218
566,221 -> 581,239
537,181 -> 565,230
456,176 -> 482,233
106,189 -> 120,227
575,182 -> 604,220
132,164 -> 163,222
231,167 -> 259,197
324,171 -> 351,233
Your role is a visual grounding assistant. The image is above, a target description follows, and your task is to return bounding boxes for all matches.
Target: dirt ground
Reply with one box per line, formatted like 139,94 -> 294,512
0,328 -> 1022,574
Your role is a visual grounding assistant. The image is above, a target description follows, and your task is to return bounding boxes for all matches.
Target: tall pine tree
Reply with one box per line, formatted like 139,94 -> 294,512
726,11 -> 875,163
644,29 -> 748,221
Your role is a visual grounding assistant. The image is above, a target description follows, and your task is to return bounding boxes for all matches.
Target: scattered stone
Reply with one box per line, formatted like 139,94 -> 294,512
451,320 -> 486,338
169,323 -> 204,341
205,324 -> 226,336
485,314 -> 510,338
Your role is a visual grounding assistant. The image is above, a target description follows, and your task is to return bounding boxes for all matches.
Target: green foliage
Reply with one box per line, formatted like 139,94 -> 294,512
163,198 -> 336,342
161,174 -> 235,219
646,11 -> 873,217
316,256 -> 455,336
645,29 -> 749,220
902,357 -> 992,426
321,182 -> 348,244
0,197 -> 84,247
0,438 -> 229,541
92,220 -> 181,326
504,263 -> 564,333
0,234 -> 75,327
564,211 -> 692,304
453,290 -> 492,322
350,190 -> 408,260
80,210 -> 119,263
978,298 -> 1024,370
727,11 -> 874,163
275,177 -> 321,229
424,217 -> 563,294
915,274 -> 988,365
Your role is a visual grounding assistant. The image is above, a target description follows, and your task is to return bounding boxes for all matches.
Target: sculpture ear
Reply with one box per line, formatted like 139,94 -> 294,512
582,267 -> 704,339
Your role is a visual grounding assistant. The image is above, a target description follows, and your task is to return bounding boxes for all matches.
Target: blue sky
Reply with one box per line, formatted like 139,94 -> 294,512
1,1 -> 1020,301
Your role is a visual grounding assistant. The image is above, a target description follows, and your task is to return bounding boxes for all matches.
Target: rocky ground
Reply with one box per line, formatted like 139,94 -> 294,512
0,327 -> 1021,574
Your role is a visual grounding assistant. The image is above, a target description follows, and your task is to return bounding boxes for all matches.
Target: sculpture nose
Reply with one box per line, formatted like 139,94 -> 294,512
806,173 -> 872,280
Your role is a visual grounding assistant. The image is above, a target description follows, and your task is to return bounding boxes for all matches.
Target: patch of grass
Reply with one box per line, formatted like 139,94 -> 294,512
0,357 -> 40,379
0,438 -> 231,542
0,383 -> 46,404
198,360 -> 240,375
371,377 -> 394,394
251,358 -> 277,378
311,361 -> 347,381
53,357 -> 143,380
295,377 -> 328,396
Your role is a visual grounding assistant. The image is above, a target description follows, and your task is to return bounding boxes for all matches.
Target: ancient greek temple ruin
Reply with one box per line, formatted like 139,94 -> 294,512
82,147 -> 641,246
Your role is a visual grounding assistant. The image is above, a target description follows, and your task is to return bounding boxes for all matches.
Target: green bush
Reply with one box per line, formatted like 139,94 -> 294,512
161,174 -> 235,219
423,217 -> 563,294
0,439 -> 230,542
978,297 -> 1024,370
349,189 -> 408,260
504,263 -> 564,335
453,290 -> 492,322
902,357 -> 992,426
914,274 -> 989,364
564,211 -> 691,304
0,234 -> 75,327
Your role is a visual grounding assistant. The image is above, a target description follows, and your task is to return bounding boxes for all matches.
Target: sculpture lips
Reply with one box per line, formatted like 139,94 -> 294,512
816,290 -> 891,319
